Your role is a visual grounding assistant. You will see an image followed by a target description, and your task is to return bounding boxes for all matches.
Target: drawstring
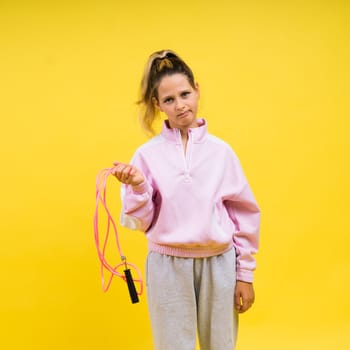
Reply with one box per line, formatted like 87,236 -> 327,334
94,167 -> 143,303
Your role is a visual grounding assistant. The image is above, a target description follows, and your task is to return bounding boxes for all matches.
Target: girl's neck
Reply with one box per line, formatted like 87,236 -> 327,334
180,129 -> 189,153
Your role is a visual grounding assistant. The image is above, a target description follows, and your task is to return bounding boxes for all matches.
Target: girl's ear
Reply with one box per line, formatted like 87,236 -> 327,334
195,82 -> 200,98
152,96 -> 162,112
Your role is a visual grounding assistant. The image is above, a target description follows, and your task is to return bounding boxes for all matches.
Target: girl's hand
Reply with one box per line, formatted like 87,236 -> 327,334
111,162 -> 145,186
234,281 -> 255,313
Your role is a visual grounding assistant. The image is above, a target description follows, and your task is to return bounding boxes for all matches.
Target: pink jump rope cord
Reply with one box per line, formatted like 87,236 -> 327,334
94,167 -> 143,296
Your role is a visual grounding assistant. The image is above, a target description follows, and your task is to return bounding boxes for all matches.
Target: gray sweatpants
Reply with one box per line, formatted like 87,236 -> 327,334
146,248 -> 238,350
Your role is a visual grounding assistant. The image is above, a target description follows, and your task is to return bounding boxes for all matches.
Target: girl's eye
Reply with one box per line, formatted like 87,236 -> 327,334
182,91 -> 190,97
164,98 -> 173,104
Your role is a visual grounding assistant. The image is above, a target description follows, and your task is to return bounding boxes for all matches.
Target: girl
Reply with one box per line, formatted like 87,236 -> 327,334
112,50 -> 260,350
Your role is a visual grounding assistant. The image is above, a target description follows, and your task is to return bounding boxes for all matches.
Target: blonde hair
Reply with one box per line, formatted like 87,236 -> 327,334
138,50 -> 196,136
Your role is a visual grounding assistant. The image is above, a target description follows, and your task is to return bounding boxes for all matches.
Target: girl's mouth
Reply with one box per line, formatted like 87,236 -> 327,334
178,110 -> 190,118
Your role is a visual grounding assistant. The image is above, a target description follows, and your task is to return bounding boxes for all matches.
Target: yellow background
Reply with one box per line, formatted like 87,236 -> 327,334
1,0 -> 349,349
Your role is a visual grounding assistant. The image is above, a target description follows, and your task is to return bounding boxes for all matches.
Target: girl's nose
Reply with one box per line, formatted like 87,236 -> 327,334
175,99 -> 185,110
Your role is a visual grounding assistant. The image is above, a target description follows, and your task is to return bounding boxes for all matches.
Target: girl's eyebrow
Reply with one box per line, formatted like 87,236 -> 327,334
161,94 -> 173,101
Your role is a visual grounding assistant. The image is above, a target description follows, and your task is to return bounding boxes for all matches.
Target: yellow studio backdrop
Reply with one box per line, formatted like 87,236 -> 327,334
1,1 -> 349,349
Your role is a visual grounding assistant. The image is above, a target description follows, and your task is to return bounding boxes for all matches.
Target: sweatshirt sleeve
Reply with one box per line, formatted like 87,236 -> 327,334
224,148 -> 261,283
120,152 -> 155,232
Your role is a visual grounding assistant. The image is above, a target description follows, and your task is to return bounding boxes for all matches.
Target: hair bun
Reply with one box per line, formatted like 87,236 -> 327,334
157,57 -> 173,72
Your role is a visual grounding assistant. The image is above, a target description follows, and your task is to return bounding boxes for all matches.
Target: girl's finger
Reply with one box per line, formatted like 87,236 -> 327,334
234,293 -> 242,310
120,166 -> 133,183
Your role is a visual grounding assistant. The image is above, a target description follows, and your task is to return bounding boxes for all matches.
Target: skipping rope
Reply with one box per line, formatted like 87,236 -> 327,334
94,167 -> 143,304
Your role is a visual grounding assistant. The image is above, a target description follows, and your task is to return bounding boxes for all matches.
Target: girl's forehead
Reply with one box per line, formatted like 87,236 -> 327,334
157,74 -> 192,94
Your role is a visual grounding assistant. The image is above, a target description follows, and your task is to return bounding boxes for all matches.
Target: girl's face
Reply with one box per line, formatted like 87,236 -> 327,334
154,73 -> 200,131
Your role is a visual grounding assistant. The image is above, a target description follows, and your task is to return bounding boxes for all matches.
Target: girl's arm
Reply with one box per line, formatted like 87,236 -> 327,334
225,169 -> 260,313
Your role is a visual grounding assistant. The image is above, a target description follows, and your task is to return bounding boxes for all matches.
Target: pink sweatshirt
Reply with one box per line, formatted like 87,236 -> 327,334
120,119 -> 260,282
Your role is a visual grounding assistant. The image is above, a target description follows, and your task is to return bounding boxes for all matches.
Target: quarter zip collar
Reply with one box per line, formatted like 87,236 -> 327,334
161,118 -> 208,144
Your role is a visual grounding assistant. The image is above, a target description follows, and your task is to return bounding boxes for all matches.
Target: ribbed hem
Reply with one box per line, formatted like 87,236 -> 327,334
148,241 -> 234,258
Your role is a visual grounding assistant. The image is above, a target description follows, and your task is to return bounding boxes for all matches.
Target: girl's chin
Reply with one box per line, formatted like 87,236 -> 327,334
167,115 -> 198,129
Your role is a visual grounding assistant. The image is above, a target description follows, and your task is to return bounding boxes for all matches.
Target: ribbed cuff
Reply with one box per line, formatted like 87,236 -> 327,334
236,269 -> 254,283
131,181 -> 149,194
